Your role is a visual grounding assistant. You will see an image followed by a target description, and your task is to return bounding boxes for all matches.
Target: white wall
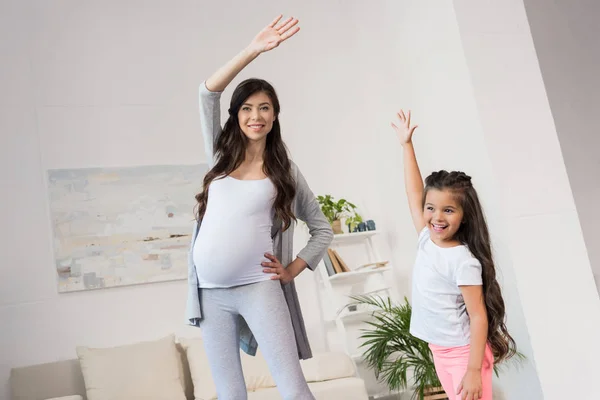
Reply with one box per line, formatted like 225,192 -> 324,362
523,0 -> 600,290
356,2 -> 543,398
454,0 -> 600,399
0,1 -> 555,399
0,2 -> 210,399
0,1 -> 393,398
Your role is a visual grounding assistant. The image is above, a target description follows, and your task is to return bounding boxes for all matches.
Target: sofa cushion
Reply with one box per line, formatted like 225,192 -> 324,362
179,336 -> 358,400
247,377 -> 369,400
76,334 -> 186,400
44,396 -> 84,400
180,336 -> 281,398
299,351 -> 357,382
178,337 -> 218,399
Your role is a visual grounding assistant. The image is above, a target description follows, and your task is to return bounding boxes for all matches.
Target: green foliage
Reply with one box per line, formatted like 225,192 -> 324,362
349,295 -> 440,400
349,295 -> 526,399
316,194 -> 362,230
346,213 -> 363,232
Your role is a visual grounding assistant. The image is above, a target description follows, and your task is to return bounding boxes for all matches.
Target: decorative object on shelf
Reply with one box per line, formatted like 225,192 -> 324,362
366,219 -> 376,231
332,249 -> 350,272
322,251 -> 336,276
356,261 -> 389,271
316,194 -> 362,234
323,248 -> 351,276
351,219 -> 376,233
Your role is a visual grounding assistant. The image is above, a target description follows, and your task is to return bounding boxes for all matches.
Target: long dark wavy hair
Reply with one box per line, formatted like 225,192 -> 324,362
424,170 -> 516,364
195,78 -> 296,230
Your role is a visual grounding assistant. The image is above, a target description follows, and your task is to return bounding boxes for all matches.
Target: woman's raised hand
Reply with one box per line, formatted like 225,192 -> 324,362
248,15 -> 300,54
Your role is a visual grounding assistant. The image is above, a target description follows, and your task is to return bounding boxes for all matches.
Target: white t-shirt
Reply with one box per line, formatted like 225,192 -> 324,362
409,227 -> 483,347
193,176 -> 276,288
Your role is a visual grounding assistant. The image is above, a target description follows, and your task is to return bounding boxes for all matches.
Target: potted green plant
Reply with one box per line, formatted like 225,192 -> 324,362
349,295 -> 525,400
316,194 -> 362,234
346,213 -> 363,233
350,295 -> 442,400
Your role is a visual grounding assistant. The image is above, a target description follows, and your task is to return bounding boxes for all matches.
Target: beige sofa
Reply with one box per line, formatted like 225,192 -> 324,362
10,335 -> 369,400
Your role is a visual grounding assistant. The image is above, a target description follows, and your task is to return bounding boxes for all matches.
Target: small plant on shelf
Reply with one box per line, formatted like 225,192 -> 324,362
316,194 -> 362,234
346,213 -> 363,233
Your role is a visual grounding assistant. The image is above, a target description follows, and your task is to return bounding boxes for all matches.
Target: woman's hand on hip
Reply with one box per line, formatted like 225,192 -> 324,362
262,253 -> 293,284
247,15 -> 300,54
457,368 -> 483,400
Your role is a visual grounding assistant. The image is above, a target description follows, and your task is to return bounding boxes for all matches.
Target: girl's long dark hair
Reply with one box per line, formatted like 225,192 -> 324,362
424,170 -> 516,364
195,78 -> 296,230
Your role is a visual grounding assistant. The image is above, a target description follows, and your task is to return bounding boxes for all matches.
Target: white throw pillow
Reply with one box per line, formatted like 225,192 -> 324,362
179,336 -> 278,399
179,336 -> 356,399
300,352 -> 356,382
76,334 -> 186,400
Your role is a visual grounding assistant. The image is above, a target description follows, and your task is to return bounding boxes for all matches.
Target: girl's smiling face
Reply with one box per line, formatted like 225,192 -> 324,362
423,188 -> 464,246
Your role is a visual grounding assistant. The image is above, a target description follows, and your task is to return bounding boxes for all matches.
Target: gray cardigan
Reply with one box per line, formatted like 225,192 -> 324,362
185,82 -> 334,359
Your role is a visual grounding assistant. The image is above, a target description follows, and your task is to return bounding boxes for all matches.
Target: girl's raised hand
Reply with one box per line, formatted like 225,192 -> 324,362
248,15 -> 300,54
391,109 -> 418,145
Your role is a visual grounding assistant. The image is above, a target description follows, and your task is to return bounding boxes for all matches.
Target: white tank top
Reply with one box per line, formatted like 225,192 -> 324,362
193,176 -> 277,288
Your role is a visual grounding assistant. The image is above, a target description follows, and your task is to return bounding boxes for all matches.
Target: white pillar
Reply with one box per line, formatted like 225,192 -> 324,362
453,1 -> 600,399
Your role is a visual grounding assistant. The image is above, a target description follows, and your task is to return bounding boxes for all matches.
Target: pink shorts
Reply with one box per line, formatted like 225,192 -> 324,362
429,342 -> 494,400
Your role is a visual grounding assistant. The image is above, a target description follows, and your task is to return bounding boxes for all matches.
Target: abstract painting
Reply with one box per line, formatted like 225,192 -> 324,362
47,164 -> 208,292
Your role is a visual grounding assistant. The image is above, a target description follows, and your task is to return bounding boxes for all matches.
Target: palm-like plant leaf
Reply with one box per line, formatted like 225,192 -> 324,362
349,295 -> 526,399
349,295 -> 441,400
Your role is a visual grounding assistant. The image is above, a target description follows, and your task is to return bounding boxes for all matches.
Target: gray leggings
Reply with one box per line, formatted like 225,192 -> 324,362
199,279 -> 315,400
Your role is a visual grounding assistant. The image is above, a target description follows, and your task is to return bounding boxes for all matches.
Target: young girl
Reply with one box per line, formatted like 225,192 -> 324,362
391,110 -> 516,400
185,15 -> 333,400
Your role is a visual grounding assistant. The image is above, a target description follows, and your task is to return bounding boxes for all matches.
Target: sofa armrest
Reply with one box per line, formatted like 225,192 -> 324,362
10,359 -> 87,400
300,352 -> 357,382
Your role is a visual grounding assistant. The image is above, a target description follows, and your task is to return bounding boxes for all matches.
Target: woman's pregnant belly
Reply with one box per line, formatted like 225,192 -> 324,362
193,216 -> 274,287
193,175 -> 277,288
